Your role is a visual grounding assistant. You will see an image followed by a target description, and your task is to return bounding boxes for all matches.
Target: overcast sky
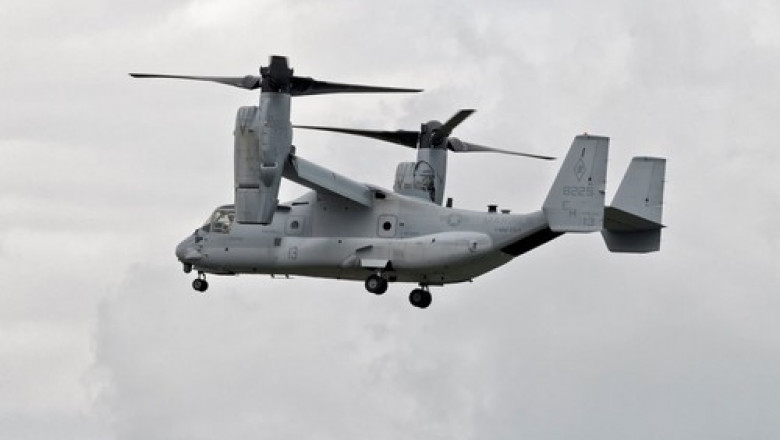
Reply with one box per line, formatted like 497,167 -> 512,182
2,1 -> 779,439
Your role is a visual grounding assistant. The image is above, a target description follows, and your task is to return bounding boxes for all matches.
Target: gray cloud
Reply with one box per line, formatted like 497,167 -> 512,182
2,1 -> 779,439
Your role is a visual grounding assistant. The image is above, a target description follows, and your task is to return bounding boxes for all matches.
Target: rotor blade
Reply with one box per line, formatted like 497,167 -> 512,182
440,109 -> 476,135
290,77 -> 422,96
449,139 -> 556,160
429,109 -> 476,146
129,73 -> 261,90
294,125 -> 420,148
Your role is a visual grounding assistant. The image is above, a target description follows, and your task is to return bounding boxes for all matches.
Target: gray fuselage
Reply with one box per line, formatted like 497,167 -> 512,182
176,187 -> 558,285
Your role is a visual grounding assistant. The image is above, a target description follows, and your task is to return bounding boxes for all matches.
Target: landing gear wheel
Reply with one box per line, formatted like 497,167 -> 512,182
409,288 -> 432,309
192,278 -> 209,292
365,274 -> 388,295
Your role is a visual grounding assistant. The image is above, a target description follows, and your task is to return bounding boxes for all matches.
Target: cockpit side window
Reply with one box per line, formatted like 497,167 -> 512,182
201,207 -> 235,234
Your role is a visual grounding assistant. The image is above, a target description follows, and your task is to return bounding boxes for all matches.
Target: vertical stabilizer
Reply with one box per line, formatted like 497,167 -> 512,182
602,157 -> 666,253
543,135 -> 609,232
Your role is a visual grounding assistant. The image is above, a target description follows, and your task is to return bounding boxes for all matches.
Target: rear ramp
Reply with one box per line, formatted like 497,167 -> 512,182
602,157 -> 666,253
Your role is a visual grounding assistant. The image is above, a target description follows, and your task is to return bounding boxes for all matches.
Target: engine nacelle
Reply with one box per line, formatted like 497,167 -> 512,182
392,145 -> 448,205
394,161 -> 434,201
234,106 -> 263,223
233,93 -> 292,224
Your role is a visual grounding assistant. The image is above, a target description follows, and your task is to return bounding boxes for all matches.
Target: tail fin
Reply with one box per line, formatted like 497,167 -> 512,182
602,157 -> 666,253
543,135 -> 609,232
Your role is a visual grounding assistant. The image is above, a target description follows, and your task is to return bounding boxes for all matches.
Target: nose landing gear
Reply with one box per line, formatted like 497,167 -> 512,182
192,273 -> 209,292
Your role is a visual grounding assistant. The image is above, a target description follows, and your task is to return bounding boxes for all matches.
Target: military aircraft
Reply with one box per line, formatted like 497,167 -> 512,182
132,55 -> 666,309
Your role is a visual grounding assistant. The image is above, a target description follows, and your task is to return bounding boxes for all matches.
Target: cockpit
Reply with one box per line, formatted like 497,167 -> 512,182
200,205 -> 235,234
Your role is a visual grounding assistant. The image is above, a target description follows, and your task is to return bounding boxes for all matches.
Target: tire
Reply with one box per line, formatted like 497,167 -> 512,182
409,289 -> 432,309
192,279 -> 209,292
365,275 -> 387,295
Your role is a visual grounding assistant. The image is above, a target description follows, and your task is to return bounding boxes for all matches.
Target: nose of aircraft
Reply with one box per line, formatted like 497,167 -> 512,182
175,234 -> 203,263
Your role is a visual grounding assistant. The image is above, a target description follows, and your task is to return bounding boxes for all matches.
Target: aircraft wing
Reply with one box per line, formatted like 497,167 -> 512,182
283,155 -> 373,207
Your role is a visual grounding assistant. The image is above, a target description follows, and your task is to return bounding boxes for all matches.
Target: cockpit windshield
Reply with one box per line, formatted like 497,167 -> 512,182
200,206 -> 235,234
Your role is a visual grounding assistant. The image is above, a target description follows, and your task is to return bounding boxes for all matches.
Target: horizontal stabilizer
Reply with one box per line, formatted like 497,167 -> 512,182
543,135 -> 609,232
602,157 -> 666,253
602,229 -> 661,253
603,206 -> 663,231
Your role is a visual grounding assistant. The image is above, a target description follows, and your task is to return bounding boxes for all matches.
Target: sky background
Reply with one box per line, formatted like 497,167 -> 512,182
2,0 -> 779,439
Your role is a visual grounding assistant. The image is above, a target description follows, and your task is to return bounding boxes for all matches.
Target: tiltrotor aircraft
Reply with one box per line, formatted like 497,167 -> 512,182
132,55 -> 667,309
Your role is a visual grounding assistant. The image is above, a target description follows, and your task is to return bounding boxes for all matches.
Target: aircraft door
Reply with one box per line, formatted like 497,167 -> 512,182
377,215 -> 397,238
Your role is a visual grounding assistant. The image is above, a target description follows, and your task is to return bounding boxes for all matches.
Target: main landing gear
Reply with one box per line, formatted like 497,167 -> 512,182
192,272 -> 209,292
364,273 -> 388,295
364,274 -> 433,309
409,286 -> 432,309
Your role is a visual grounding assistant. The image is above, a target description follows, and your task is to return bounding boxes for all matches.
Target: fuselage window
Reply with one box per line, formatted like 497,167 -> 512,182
377,214 -> 397,238
285,216 -> 305,235
202,207 -> 235,234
